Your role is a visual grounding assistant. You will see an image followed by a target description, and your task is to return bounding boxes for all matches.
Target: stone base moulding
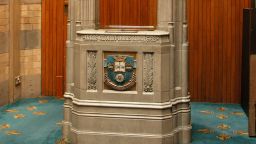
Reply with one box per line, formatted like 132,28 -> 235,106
63,92 -> 191,144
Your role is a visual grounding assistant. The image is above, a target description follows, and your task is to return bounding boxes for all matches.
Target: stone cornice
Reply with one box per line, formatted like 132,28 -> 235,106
76,29 -> 170,43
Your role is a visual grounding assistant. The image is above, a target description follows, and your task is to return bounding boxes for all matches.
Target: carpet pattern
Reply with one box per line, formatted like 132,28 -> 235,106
192,102 -> 256,144
0,98 -> 256,144
0,97 -> 64,144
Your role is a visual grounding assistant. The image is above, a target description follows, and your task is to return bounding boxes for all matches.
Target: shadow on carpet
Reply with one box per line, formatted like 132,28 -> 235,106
192,103 -> 256,144
0,97 -> 64,144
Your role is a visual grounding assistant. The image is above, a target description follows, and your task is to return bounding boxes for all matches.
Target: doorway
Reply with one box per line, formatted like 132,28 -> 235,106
42,0 -> 67,97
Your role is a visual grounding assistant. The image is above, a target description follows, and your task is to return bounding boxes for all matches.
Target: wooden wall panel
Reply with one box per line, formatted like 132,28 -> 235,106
42,0 -> 67,97
188,0 -> 251,103
100,0 -> 157,28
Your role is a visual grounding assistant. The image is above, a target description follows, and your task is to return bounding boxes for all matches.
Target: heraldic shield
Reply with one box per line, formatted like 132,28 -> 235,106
104,55 -> 136,91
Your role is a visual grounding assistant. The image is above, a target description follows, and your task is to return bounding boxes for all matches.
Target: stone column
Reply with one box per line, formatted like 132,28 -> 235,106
80,0 -> 96,29
173,0 -> 190,143
157,0 -> 173,31
63,0 -> 75,141
66,0 -> 75,93
71,0 -> 97,38
158,0 -> 175,100
158,0 -> 190,143
157,0 -> 189,100
64,0 -> 98,141
173,0 -> 189,99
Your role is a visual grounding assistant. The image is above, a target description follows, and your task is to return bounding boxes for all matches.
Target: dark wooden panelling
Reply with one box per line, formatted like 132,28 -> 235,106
249,56 -> 256,136
188,0 -> 251,103
241,8 -> 256,136
42,0 -> 67,97
241,8 -> 252,116
100,0 -> 157,28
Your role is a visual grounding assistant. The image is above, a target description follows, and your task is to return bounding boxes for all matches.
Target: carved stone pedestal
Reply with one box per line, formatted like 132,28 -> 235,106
64,0 -> 191,143
63,30 -> 191,144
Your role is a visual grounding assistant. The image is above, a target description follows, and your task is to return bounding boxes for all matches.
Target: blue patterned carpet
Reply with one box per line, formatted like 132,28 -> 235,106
0,97 -> 256,144
192,103 -> 256,144
0,97 -> 64,144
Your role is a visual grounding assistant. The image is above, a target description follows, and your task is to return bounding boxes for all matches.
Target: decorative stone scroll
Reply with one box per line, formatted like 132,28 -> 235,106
143,53 -> 154,93
87,51 -> 97,90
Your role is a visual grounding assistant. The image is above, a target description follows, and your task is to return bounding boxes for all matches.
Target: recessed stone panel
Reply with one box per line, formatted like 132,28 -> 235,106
143,52 -> 154,93
87,51 -> 97,91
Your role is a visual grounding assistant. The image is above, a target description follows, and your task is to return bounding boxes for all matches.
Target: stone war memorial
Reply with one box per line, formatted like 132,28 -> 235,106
63,0 -> 191,143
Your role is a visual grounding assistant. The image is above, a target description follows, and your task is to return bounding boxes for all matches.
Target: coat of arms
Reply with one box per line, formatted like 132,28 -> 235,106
104,55 -> 136,91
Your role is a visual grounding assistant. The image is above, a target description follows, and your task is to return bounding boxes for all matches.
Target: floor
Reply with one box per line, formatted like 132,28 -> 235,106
192,103 -> 256,144
0,97 -> 256,144
0,97 -> 63,144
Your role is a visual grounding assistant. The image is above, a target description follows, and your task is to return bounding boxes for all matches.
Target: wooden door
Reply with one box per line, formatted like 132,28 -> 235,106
42,0 -> 67,97
188,0 -> 252,103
